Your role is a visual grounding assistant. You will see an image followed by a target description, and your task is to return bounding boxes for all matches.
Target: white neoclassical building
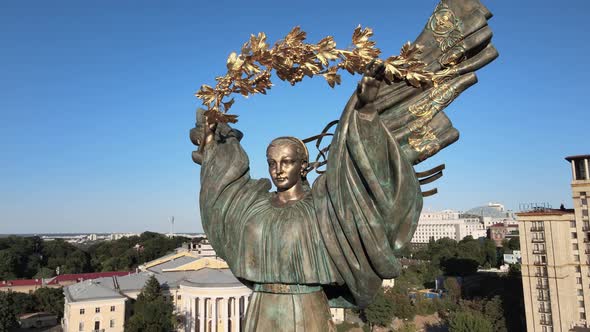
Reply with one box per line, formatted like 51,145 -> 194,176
63,242 -> 252,332
410,209 -> 486,244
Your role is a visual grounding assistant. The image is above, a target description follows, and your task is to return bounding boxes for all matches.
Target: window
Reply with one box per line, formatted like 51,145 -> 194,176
584,209 -> 589,217
574,243 -> 579,250
78,322 -> 84,332
583,198 -> 588,205
578,289 -> 584,296
573,232 -> 578,239
580,300 -> 585,307
581,312 -> 587,320
95,307 -> 100,313
575,160 -> 588,180
110,306 -> 115,312
576,266 -> 582,272
177,295 -> 182,300
80,308 -> 85,315
571,221 -> 577,228
578,277 -> 583,284
110,319 -> 115,328
575,255 -> 580,262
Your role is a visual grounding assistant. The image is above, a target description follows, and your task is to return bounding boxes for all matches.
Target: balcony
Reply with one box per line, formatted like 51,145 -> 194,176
532,238 -> 546,243
537,296 -> 550,301
531,227 -> 545,232
534,261 -> 548,266
540,319 -> 553,326
536,284 -> 549,289
533,250 -> 546,255
538,307 -> 551,313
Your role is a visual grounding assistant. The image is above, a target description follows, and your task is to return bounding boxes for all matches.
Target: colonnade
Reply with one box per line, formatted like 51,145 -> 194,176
184,294 -> 250,332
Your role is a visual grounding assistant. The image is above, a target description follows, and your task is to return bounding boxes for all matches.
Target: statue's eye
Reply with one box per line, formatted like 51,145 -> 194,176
268,161 -> 276,167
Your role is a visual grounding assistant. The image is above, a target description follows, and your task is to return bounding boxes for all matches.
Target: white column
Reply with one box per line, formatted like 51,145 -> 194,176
198,297 -> 205,332
182,295 -> 190,331
222,297 -> 229,332
191,296 -> 197,332
212,297 -> 218,332
585,159 -> 589,180
244,295 -> 249,314
193,297 -> 203,331
231,297 -> 238,332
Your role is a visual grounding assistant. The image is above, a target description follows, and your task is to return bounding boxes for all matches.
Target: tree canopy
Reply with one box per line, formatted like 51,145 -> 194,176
126,275 -> 177,332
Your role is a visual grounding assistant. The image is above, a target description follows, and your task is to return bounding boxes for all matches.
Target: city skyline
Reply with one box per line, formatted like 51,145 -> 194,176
1,0 -> 589,233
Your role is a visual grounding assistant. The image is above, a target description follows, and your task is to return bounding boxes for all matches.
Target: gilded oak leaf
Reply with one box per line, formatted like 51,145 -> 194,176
352,25 -> 374,48
322,67 -> 341,88
285,26 -> 307,45
316,36 -> 338,66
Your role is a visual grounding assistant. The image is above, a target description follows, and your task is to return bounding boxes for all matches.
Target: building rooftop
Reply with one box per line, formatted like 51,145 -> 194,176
516,208 -> 575,217
0,279 -> 43,288
565,155 -> 590,162
181,268 -> 244,288
64,278 -> 125,302
64,253 -> 243,302
464,205 -> 513,219
46,271 -> 132,285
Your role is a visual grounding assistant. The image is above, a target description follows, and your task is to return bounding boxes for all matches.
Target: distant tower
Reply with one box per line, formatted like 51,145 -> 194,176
169,216 -> 175,237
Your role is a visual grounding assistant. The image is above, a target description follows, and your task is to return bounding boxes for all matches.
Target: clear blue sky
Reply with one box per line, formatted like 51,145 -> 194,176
1,1 -> 588,234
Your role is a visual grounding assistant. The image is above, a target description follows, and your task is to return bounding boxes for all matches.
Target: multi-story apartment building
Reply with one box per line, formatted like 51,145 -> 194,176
518,154 -> 590,332
410,210 -> 486,244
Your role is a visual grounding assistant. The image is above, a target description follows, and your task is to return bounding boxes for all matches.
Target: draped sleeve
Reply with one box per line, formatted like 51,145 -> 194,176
312,93 -> 423,308
199,126 -> 272,264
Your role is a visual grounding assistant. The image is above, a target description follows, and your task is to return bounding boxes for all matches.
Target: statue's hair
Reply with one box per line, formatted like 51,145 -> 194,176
266,136 -> 309,163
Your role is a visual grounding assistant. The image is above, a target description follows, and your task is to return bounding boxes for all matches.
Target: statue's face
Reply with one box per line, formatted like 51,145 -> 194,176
266,143 -> 306,191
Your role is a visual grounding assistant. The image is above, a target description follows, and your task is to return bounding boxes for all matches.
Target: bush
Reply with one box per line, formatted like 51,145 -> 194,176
335,321 -> 359,332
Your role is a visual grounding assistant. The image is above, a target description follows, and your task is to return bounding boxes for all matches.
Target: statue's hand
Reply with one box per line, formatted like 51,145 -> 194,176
356,63 -> 383,109
190,109 -> 217,165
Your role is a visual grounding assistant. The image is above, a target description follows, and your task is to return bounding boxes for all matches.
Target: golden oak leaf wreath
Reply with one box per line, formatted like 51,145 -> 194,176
195,26 -> 434,124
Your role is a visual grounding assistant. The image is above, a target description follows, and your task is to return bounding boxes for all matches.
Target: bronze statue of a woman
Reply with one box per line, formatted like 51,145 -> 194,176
191,0 -> 498,330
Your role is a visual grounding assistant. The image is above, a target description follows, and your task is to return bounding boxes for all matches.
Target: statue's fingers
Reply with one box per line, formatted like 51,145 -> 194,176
192,150 -> 203,165
384,72 -> 477,132
190,127 -> 202,147
453,44 -> 498,76
438,26 -> 493,68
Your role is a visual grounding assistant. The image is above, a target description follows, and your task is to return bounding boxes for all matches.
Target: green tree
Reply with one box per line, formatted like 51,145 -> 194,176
507,237 -> 520,250
388,291 -> 415,320
126,275 -> 176,332
33,267 -> 56,279
363,288 -> 394,330
34,287 -> 65,318
482,239 -> 498,268
0,249 -> 19,280
448,311 -> 493,332
484,296 -> 507,332
397,322 -> 417,332
508,264 -> 521,277
444,277 -> 461,303
0,292 -> 17,332
9,292 -> 37,315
